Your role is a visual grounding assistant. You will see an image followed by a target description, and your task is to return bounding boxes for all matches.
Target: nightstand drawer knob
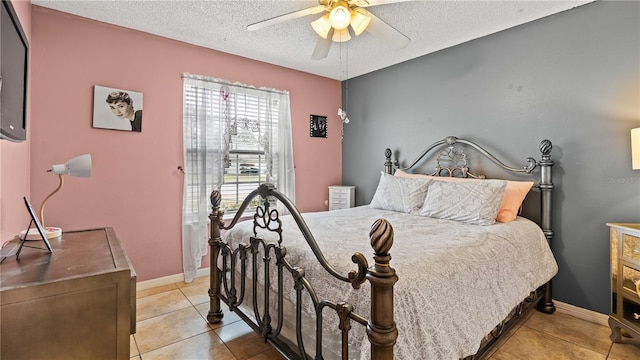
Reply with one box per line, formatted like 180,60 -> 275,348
634,247 -> 640,255
634,313 -> 640,320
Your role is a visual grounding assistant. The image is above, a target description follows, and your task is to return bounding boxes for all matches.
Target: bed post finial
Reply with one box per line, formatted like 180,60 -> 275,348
207,190 -> 225,324
370,218 -> 394,254
367,218 -> 398,359
384,148 -> 394,174
540,139 -> 552,156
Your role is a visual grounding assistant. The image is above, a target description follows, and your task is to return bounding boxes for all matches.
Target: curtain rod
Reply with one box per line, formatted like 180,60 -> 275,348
182,72 -> 289,95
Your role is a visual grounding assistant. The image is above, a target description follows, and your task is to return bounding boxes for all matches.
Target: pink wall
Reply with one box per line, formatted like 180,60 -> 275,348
0,0 -> 32,242
29,6 -> 342,281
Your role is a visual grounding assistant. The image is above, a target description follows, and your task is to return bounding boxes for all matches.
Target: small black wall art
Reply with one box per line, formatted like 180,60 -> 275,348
310,114 -> 327,138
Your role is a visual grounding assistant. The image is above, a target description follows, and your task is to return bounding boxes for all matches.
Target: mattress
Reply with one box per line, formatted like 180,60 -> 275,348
222,205 -> 558,359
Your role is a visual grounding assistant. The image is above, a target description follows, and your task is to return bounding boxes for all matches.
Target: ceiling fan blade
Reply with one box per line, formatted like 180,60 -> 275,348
352,0 -> 416,7
365,11 -> 410,48
247,5 -> 327,31
312,30 -> 333,60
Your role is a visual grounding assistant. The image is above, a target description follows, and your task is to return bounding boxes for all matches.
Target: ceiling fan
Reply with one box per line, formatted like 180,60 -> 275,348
247,0 -> 414,60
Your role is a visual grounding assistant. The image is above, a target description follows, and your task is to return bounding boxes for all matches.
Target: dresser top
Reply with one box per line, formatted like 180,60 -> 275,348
607,223 -> 640,236
1,227 -> 133,292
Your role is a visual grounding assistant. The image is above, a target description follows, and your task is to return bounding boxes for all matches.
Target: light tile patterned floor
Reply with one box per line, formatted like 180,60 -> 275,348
131,276 -> 640,360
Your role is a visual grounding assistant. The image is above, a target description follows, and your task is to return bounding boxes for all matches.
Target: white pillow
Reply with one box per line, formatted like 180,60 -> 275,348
419,180 -> 507,225
370,172 -> 431,213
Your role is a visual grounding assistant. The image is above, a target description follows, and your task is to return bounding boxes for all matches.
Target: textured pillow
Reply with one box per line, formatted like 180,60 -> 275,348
418,180 -> 507,225
370,172 -> 431,213
395,170 -> 533,223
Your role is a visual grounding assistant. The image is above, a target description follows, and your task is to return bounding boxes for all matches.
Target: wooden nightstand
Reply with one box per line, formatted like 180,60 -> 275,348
608,223 -> 640,346
329,185 -> 355,210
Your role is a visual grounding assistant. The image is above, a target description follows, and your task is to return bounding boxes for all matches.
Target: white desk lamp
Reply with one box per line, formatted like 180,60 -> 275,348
21,154 -> 92,240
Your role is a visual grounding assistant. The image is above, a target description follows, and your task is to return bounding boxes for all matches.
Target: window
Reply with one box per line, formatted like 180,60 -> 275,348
183,81 -> 285,219
181,73 -> 295,282
184,75 -> 293,221
221,93 -> 279,214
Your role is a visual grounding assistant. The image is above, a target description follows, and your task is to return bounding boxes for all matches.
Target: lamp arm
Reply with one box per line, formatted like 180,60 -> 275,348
39,174 -> 64,228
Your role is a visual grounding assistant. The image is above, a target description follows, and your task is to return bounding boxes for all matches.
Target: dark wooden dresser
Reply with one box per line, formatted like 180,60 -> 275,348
0,227 -> 136,360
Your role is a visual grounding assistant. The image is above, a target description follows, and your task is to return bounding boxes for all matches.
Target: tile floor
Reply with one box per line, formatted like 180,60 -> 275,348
131,276 -> 640,360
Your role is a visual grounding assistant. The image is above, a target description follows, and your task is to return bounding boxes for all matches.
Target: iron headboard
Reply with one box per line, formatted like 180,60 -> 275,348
383,135 -> 555,314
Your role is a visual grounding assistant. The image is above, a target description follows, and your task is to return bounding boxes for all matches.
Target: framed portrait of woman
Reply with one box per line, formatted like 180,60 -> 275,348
92,85 -> 144,132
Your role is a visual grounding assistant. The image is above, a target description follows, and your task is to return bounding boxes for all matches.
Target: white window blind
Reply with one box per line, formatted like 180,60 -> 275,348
221,92 -> 279,214
183,86 -> 279,219
181,73 -> 295,282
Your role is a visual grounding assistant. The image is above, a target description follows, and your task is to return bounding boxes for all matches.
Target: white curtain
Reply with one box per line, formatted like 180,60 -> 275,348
181,73 -> 295,283
275,94 -> 296,214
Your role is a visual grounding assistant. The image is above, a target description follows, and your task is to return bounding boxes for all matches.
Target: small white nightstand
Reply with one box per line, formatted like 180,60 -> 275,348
328,185 -> 355,211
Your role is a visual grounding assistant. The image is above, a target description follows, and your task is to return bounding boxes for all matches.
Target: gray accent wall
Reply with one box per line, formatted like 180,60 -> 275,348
341,0 -> 639,314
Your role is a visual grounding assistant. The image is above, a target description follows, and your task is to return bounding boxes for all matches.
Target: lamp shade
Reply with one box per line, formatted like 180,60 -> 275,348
332,28 -> 351,42
329,2 -> 351,30
311,14 -> 332,39
632,128 -> 640,170
50,154 -> 92,177
350,8 -> 371,36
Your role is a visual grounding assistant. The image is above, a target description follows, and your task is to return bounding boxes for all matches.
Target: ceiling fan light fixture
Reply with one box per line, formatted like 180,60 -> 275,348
350,8 -> 371,36
332,28 -> 351,42
311,14 -> 332,39
329,1 -> 351,30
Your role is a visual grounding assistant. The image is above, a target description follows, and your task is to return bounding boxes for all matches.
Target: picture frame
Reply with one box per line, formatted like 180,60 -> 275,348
15,196 -> 53,259
92,85 -> 143,132
310,114 -> 327,138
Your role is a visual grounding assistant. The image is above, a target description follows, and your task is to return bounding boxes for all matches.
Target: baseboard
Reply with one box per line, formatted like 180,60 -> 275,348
136,267 -> 210,291
554,300 -> 609,327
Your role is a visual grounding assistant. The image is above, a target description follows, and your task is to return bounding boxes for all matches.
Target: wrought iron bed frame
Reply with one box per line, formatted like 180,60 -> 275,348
206,136 -> 555,360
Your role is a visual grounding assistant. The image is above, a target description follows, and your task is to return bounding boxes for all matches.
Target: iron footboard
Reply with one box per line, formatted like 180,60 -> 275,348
207,183 -> 397,360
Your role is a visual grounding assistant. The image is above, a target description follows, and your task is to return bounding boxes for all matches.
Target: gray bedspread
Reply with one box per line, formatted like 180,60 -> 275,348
223,205 -> 558,359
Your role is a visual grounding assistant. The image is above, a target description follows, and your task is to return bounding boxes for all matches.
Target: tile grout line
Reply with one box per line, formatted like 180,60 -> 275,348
135,281 -> 243,360
605,341 -> 613,359
520,321 -> 614,358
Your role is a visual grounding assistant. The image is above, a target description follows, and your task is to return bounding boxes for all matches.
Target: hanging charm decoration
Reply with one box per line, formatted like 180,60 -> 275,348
338,107 -> 350,142
221,85 -> 232,168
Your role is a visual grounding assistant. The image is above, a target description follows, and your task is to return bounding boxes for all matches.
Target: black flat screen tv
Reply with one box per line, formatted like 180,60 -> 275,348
1,0 -> 29,142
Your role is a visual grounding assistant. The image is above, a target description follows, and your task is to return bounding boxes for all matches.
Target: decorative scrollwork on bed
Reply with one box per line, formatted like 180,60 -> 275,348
392,136 -> 540,175
435,143 -> 477,178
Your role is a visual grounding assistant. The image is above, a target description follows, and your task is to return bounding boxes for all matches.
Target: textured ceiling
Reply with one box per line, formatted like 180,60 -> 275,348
32,0 -> 595,80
